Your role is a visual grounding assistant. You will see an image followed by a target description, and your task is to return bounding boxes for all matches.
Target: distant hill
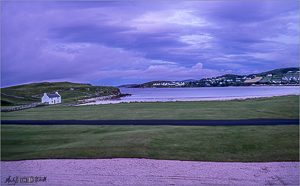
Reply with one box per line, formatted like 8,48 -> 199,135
124,67 -> 299,88
118,84 -> 140,88
1,82 -> 120,106
182,79 -> 198,83
213,74 -> 245,80
255,67 -> 299,76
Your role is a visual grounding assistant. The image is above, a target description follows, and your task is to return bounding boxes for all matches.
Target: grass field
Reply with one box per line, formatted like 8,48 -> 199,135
2,96 -> 299,120
1,125 -> 298,161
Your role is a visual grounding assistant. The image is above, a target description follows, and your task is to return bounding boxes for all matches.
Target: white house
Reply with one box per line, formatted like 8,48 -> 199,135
41,92 -> 61,104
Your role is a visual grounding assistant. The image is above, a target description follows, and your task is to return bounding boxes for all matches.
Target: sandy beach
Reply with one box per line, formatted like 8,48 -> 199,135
79,86 -> 299,105
1,159 -> 299,185
79,94 -> 299,105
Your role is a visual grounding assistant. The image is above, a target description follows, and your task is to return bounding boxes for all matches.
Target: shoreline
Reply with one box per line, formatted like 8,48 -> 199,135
78,94 -> 299,105
124,84 -> 300,88
77,93 -> 131,105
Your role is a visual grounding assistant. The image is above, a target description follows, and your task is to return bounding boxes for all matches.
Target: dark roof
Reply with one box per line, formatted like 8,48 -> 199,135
47,93 -> 60,98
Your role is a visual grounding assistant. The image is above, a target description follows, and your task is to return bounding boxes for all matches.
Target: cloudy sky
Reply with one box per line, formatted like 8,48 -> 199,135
1,0 -> 299,87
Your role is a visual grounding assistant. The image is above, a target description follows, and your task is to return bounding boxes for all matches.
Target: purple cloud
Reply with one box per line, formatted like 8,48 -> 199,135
1,0 -> 299,87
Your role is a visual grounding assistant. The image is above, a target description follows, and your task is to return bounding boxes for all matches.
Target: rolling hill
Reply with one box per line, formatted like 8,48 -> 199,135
1,82 -> 120,106
128,67 -> 299,88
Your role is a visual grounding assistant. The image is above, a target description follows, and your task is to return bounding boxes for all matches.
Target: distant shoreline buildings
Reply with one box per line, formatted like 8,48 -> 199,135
129,68 -> 300,88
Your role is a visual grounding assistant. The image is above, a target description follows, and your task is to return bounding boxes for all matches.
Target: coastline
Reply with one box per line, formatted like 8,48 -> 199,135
78,94 -> 299,105
77,93 -> 131,105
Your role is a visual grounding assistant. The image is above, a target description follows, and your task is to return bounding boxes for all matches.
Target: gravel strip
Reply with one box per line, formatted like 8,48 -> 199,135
1,159 -> 299,185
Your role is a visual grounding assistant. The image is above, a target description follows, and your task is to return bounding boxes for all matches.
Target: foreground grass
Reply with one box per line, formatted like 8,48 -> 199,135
1,96 -> 299,120
1,125 -> 299,161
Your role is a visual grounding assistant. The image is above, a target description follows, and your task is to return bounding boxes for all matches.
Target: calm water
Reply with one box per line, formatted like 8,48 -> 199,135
83,86 -> 299,105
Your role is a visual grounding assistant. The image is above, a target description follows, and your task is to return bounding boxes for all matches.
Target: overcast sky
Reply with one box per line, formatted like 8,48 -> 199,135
1,0 -> 299,87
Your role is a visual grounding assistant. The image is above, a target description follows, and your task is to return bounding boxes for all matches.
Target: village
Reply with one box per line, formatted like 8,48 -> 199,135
137,70 -> 300,88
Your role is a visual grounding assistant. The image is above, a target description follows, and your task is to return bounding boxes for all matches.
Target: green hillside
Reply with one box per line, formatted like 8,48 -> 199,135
128,67 -> 300,88
1,82 -> 120,106
256,67 -> 299,76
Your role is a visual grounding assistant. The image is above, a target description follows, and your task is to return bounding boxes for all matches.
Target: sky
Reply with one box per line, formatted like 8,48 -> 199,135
1,0 -> 299,87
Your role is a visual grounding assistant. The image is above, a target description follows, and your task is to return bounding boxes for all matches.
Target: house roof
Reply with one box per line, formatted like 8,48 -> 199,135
47,93 -> 60,98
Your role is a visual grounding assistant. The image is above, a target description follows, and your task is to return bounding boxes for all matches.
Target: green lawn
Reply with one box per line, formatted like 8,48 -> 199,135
1,125 -> 298,161
1,96 -> 299,120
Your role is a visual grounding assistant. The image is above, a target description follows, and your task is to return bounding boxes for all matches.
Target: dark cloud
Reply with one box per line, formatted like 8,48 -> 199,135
1,0 -> 299,86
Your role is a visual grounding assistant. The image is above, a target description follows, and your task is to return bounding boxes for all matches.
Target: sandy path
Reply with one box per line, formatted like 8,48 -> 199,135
1,159 -> 299,185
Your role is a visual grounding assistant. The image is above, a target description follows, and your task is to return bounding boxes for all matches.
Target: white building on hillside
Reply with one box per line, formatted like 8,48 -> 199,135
41,92 -> 61,104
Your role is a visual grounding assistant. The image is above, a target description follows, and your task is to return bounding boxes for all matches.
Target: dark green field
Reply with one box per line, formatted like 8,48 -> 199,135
1,125 -> 298,161
2,96 -> 299,120
2,96 -> 299,161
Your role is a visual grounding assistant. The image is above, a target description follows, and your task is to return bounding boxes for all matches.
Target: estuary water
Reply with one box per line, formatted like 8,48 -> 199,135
82,86 -> 299,105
